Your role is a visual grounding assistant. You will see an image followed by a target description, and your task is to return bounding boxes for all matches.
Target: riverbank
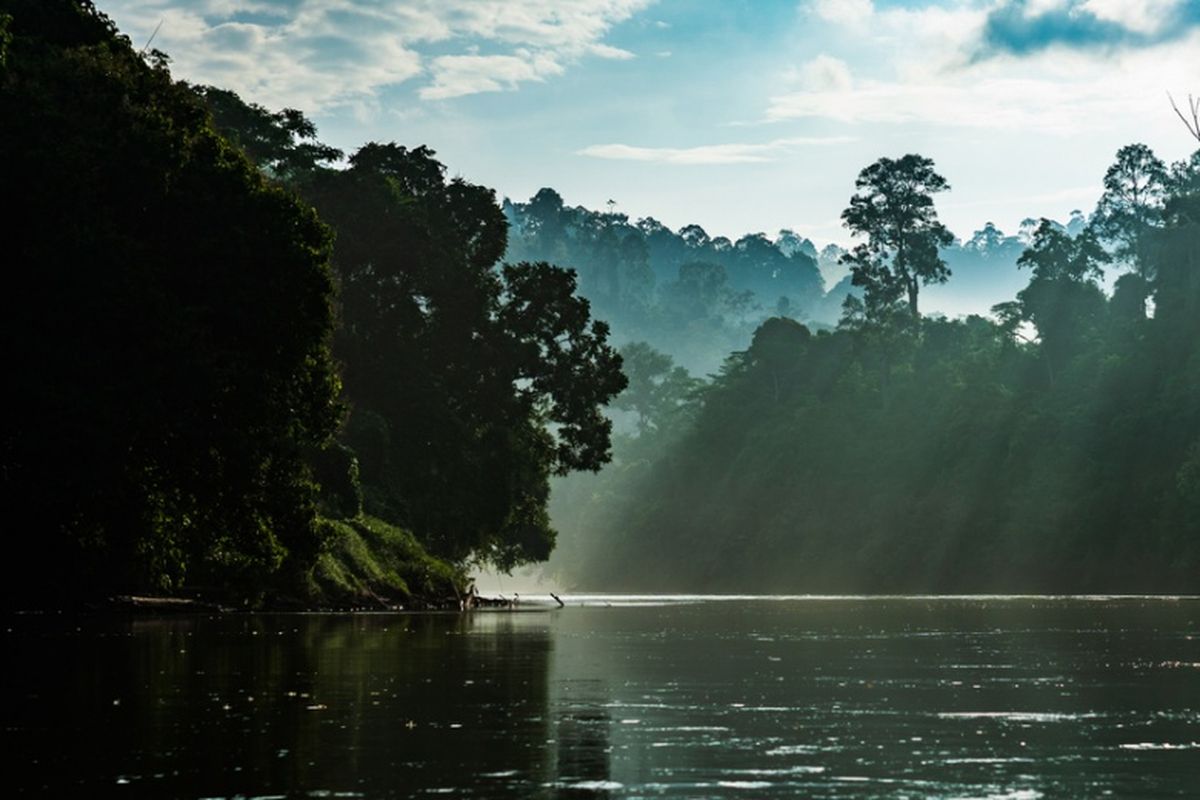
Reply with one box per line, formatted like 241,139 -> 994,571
79,515 -> 467,614
305,515 -> 467,610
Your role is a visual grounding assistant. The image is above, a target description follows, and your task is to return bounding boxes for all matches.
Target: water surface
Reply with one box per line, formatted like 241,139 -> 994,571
6,596 -> 1199,797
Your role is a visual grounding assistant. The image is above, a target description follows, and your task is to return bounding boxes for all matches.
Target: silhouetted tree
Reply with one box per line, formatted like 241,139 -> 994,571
195,85 -> 343,182
0,0 -> 341,600
614,343 -> 700,434
303,144 -> 625,568
1000,220 -> 1109,384
840,154 -> 954,323
1092,143 -> 1168,276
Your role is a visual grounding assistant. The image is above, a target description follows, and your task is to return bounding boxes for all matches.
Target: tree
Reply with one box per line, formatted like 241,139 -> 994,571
997,220 -> 1110,383
1168,92 -> 1200,144
967,222 -> 1006,254
302,144 -> 625,568
663,261 -> 734,323
745,317 -> 812,404
194,85 -> 343,183
1091,143 -> 1168,276
1152,150 -> 1200,341
614,342 -> 699,434
839,154 -> 954,323
0,0 -> 341,601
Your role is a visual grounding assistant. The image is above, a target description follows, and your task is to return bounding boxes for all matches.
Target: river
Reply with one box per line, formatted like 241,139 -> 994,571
6,596 -> 1199,798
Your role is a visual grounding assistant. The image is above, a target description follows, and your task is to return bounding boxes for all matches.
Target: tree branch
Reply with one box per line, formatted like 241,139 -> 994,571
1168,92 -> 1200,143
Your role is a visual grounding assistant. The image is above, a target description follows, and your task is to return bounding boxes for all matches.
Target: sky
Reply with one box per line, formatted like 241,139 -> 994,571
97,0 -> 1199,246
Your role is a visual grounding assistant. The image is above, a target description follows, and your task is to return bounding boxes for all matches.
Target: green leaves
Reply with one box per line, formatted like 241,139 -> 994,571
1092,143 -> 1168,274
0,0 -> 341,602
300,142 -> 624,568
840,154 -> 953,324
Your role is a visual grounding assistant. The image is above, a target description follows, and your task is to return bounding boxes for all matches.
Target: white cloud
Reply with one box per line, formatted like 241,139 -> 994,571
790,54 -> 852,91
588,42 -> 637,59
421,52 -> 565,100
578,136 -> 855,165
768,4 -> 1200,136
97,0 -> 654,110
1080,0 -> 1183,34
766,76 -> 1100,130
808,0 -> 874,27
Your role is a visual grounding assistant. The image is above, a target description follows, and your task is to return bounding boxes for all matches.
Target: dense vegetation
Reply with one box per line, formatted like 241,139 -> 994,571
0,1 -> 344,603
2,0 -> 1194,603
0,1 -> 623,606
552,143 -> 1200,593
502,185 -> 1090,377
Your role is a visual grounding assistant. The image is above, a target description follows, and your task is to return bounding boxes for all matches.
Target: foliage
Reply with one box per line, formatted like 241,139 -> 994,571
0,0 -> 342,602
549,144 -> 1200,593
613,342 -> 702,434
1091,143 -> 1168,275
504,190 -> 825,374
193,86 -> 628,572
292,144 -> 625,569
194,85 -> 343,183
997,220 -> 1111,382
840,154 -> 954,323
311,515 -> 465,608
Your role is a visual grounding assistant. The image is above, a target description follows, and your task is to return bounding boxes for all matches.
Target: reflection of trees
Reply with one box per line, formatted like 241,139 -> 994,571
553,678 -> 614,798
7,614 -> 559,797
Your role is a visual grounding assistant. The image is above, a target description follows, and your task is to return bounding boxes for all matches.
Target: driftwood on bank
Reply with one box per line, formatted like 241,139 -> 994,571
460,588 -> 567,611
107,595 -> 230,613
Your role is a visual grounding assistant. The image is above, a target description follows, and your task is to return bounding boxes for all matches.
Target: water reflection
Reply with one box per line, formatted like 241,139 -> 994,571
6,612 -> 559,798
4,597 -> 1199,798
552,679 -> 615,796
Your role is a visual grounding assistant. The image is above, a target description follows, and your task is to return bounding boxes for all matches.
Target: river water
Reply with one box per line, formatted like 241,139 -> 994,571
6,596 -> 1199,798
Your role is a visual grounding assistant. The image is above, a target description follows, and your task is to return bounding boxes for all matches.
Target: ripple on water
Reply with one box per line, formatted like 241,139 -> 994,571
723,766 -> 827,775
937,711 -> 1099,722
765,744 -> 828,756
547,780 -> 624,791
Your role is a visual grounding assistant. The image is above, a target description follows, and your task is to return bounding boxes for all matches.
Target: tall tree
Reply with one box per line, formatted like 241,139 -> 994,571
1092,143 -> 1168,276
303,144 -> 625,568
198,92 -> 630,568
994,219 -> 1110,384
840,154 -> 954,323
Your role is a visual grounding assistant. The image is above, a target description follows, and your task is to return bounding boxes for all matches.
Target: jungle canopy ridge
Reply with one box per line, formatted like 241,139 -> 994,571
549,142 -> 1199,594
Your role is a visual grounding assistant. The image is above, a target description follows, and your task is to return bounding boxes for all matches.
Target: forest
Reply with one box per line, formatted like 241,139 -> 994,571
0,0 -> 623,607
1,0 -> 1196,606
550,145 -> 1200,593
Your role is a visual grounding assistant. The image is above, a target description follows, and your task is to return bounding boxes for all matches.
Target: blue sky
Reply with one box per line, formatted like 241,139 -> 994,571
99,0 -> 1199,245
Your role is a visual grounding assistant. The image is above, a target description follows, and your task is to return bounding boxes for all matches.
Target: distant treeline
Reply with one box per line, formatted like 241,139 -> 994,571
502,187 -> 1091,376
551,144 -> 1200,593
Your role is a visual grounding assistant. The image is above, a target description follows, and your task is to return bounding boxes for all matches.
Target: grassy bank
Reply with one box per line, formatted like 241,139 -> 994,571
303,515 -> 466,610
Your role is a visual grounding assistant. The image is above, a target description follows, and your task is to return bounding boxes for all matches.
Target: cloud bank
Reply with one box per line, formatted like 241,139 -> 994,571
775,1 -> 1200,135
978,0 -> 1200,56
99,0 -> 654,110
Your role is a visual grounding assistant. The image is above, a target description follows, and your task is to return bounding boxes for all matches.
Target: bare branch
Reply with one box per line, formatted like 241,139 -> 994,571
139,20 -> 163,55
1168,91 -> 1200,143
